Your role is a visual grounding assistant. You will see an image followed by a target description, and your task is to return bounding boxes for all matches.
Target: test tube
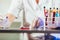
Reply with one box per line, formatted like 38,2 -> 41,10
44,6 -> 48,26
52,7 -> 56,24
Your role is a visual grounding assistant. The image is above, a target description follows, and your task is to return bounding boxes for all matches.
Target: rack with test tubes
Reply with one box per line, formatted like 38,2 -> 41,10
44,6 -> 60,28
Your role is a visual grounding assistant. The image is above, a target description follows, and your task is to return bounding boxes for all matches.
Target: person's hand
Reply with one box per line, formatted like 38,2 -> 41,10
5,13 -> 16,22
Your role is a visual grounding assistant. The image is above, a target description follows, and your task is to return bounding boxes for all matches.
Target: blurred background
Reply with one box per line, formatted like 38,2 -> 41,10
0,0 -> 20,40
0,0 -> 60,40
0,0 -> 11,15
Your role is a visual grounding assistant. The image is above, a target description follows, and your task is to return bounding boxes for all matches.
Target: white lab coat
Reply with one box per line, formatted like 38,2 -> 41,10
8,0 -> 53,40
8,0 -> 51,40
8,0 -> 53,28
8,0 -> 60,26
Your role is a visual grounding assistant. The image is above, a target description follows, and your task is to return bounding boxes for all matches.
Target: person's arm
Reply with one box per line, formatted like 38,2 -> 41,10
32,17 -> 38,29
7,0 -> 23,22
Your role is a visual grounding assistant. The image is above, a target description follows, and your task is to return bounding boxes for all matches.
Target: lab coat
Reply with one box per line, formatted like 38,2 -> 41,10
8,0 -> 60,26
8,0 -> 53,27
8,0 -> 53,40
8,0 -> 51,40
8,0 -> 45,40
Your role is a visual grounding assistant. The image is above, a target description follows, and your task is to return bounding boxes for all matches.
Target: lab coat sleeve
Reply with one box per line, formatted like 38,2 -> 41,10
8,0 -> 23,17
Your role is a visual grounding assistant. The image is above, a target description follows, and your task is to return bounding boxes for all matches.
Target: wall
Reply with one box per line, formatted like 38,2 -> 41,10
0,0 -> 11,16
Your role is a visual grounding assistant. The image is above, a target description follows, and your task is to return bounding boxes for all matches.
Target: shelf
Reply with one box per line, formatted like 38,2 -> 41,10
0,30 -> 60,33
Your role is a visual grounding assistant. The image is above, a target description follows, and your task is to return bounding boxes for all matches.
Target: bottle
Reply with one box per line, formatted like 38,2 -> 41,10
44,6 -> 48,26
52,7 -> 56,24
48,8 -> 52,21
48,8 -> 52,27
55,8 -> 59,17
44,6 -> 46,16
58,10 -> 60,18
55,8 -> 59,27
